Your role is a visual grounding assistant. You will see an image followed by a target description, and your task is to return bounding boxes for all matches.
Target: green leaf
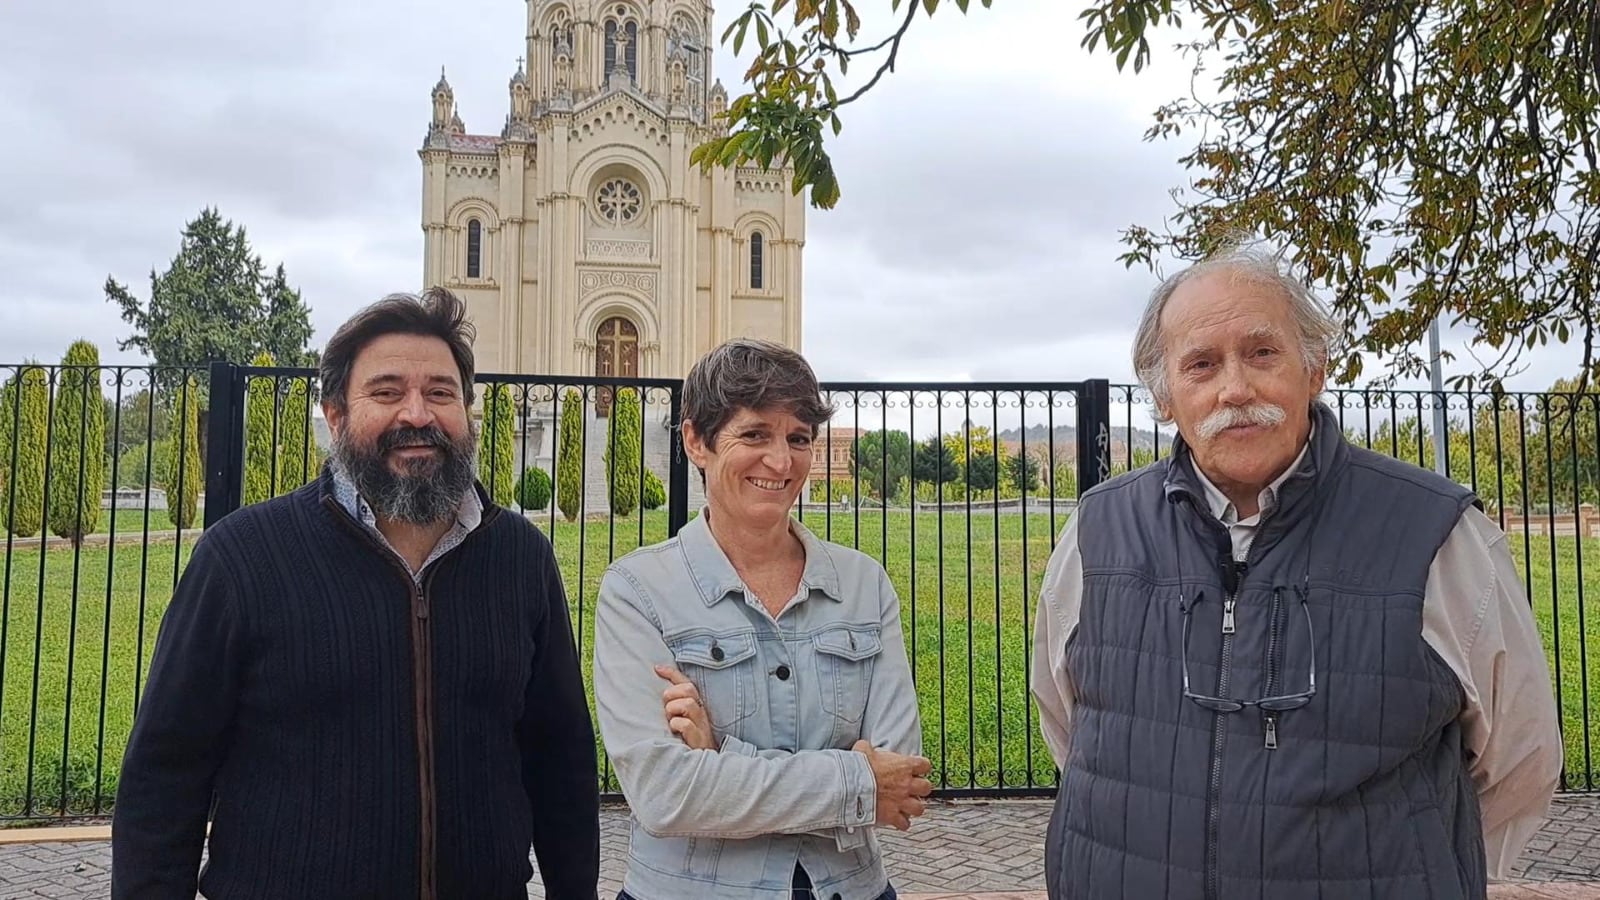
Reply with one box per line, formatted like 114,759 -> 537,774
717,130 -> 755,166
812,160 -> 840,208
689,136 -> 724,167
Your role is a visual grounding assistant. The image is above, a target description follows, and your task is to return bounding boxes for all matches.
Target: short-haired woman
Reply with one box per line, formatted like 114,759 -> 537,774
594,338 -> 931,900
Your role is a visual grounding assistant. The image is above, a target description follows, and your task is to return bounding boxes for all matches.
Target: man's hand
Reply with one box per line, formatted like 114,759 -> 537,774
853,740 -> 933,830
655,665 -> 717,751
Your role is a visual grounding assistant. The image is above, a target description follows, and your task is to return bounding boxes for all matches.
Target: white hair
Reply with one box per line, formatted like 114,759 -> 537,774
1132,246 -> 1341,422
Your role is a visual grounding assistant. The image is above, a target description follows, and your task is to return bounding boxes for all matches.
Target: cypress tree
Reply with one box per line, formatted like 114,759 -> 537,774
477,384 -> 515,506
642,469 -> 666,510
48,341 -> 106,542
604,387 -> 642,515
166,377 -> 201,529
243,351 -> 275,506
277,376 -> 319,491
0,375 -> 11,498
3,363 -> 49,537
556,388 -> 584,521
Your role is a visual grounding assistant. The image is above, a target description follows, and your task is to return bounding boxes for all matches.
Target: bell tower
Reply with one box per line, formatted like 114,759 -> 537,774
422,0 -> 804,381
521,0 -> 714,119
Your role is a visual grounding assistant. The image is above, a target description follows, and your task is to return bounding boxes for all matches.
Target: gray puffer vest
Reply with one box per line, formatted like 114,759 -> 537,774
1045,402 -> 1486,900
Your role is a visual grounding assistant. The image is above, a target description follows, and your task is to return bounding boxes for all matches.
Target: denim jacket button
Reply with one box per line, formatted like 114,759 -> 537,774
775,664 -> 791,680
710,644 -> 724,661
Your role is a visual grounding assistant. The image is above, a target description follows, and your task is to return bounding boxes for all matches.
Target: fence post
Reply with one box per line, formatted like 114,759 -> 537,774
1076,378 -> 1112,497
203,360 -> 244,529
666,384 -> 690,536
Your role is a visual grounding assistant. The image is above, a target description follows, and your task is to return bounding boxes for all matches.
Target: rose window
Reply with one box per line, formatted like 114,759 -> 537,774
595,178 -> 643,225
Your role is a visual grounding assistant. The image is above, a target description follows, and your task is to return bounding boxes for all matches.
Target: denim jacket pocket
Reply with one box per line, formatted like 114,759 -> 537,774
812,625 -> 883,725
668,629 -> 760,731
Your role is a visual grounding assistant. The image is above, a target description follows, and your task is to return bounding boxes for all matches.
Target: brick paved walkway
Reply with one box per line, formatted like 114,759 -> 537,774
3,796 -> 1600,898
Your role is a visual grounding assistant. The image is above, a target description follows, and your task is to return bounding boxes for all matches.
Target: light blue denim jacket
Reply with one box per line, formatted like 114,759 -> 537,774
593,511 -> 922,900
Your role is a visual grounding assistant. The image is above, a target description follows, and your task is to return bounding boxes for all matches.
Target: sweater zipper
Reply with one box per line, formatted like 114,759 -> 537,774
412,575 -> 436,900
1263,586 -> 1288,751
321,495 -> 499,900
1205,557 -> 1245,900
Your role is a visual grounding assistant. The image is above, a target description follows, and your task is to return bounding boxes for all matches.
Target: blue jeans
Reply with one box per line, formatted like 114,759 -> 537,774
618,863 -> 899,900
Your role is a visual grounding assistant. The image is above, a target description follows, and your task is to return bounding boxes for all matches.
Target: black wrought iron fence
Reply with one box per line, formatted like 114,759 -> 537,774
787,382 -> 1107,796
2,364 -> 1597,822
0,363 -> 208,822
209,371 -> 1109,804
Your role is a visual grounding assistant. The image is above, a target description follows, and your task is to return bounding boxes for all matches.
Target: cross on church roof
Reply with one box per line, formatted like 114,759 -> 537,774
516,55 -> 525,70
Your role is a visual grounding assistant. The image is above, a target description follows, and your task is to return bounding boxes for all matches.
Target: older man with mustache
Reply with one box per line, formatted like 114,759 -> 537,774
112,288 -> 600,900
1030,248 -> 1562,900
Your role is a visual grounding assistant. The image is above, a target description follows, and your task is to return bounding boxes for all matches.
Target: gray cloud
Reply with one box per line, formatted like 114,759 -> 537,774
5,5 -> 326,86
793,70 -> 1187,381
0,0 -> 1566,394
0,0 -> 1185,383
813,83 -> 1185,271
0,0 -> 499,366
800,227 -> 1156,378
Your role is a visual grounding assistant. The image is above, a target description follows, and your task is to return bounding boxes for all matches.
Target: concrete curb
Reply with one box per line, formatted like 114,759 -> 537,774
0,825 -> 109,844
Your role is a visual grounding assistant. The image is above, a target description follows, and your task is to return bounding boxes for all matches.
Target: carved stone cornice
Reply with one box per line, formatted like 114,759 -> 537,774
584,238 -> 652,261
579,268 -> 658,299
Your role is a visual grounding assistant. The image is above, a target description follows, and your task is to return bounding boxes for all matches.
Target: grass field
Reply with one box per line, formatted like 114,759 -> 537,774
0,505 -> 190,540
1,503 -> 1597,822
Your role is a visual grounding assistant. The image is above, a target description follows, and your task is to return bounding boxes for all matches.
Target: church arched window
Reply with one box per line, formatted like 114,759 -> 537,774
604,13 -> 639,81
749,231 -> 765,290
466,218 -> 482,278
669,13 -> 706,116
548,16 -> 573,62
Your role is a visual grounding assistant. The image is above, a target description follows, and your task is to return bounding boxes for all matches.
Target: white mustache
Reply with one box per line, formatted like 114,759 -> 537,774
1196,403 -> 1287,441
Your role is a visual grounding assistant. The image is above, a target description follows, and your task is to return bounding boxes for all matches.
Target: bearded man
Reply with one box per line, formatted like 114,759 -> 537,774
1031,249 -> 1561,899
112,288 -> 600,900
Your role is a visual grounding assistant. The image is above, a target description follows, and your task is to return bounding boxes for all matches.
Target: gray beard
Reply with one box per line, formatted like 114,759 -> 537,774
333,424 -> 478,525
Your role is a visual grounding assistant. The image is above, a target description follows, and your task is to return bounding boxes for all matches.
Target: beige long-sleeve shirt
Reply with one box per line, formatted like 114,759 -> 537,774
1030,450 -> 1564,882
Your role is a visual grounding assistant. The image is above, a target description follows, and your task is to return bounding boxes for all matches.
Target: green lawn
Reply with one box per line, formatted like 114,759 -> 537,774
1,504 -> 1597,822
83,506 -> 183,536
0,505 -> 192,539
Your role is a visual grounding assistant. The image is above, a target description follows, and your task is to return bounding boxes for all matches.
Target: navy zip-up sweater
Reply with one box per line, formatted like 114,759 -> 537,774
111,470 -> 600,899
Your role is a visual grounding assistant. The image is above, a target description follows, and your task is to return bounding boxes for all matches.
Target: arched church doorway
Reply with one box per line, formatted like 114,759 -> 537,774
595,315 -> 639,417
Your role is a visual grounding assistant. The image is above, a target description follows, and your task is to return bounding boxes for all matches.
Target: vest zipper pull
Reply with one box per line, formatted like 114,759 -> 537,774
1222,597 -> 1236,634
1264,715 -> 1278,750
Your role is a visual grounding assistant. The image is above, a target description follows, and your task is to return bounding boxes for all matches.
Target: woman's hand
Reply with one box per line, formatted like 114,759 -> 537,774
655,665 -> 717,750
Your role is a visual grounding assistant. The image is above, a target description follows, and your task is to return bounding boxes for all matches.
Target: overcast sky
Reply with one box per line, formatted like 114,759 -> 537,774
0,0 -> 1582,394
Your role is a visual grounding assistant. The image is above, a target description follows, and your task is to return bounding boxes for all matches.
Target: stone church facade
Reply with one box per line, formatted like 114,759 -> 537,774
418,0 -> 806,382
